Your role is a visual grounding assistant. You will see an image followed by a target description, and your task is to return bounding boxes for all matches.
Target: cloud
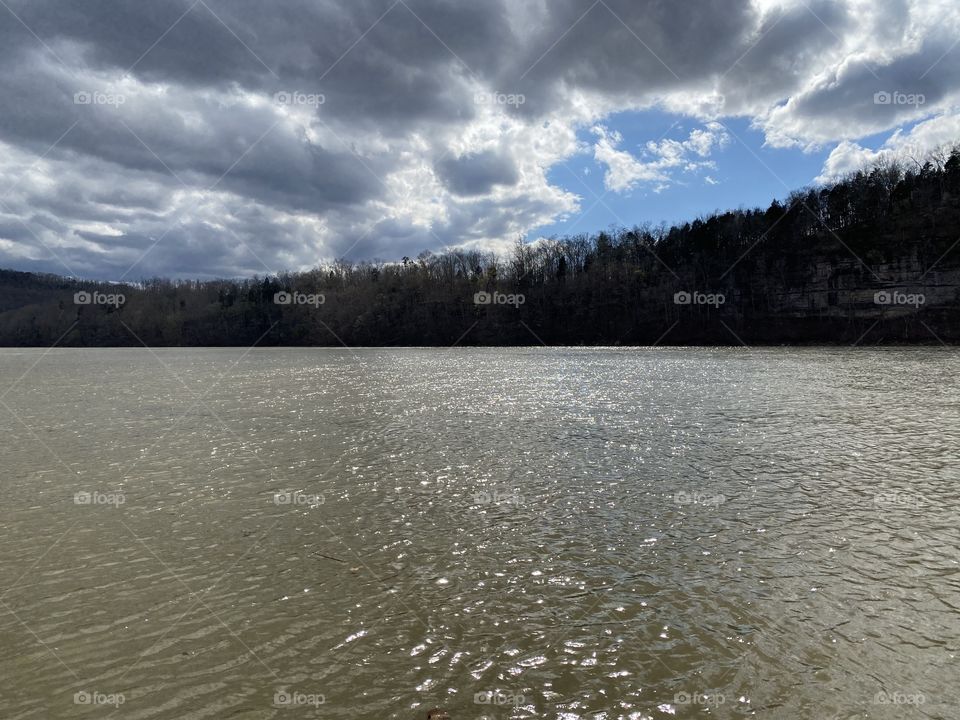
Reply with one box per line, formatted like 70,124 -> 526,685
592,122 -> 729,192
815,112 -> 960,183
435,150 -> 520,197
0,0 -> 956,278
750,1 -> 960,149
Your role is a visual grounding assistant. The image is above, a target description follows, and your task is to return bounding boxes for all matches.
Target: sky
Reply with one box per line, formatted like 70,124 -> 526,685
0,0 -> 958,280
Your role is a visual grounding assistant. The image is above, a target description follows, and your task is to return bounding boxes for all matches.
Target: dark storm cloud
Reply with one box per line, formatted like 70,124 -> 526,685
1,0 -> 505,125
716,0 -> 855,108
504,0 -> 758,105
435,150 -> 519,197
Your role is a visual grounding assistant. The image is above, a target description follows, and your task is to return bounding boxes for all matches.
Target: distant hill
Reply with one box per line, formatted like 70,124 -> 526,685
2,147 -> 959,346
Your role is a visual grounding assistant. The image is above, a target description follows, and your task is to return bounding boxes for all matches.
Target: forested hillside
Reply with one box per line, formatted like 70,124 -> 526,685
2,148 -> 959,346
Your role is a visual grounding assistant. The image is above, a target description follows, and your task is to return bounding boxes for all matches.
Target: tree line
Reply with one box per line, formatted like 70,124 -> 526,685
1,145 -> 959,346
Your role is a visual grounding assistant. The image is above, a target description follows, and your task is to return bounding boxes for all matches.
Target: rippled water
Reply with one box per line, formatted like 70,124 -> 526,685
1,348 -> 958,719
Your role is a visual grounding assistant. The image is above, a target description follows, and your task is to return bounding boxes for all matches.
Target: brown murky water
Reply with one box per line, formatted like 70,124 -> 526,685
0,347 -> 958,719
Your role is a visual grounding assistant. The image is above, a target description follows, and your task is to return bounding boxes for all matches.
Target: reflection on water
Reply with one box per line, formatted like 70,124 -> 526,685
0,348 -> 958,719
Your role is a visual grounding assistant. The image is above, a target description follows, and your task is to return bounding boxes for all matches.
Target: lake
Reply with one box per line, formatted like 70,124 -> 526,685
0,348 -> 957,719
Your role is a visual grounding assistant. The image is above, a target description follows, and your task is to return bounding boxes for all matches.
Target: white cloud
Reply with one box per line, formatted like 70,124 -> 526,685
591,122 -> 730,193
815,112 -> 960,183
